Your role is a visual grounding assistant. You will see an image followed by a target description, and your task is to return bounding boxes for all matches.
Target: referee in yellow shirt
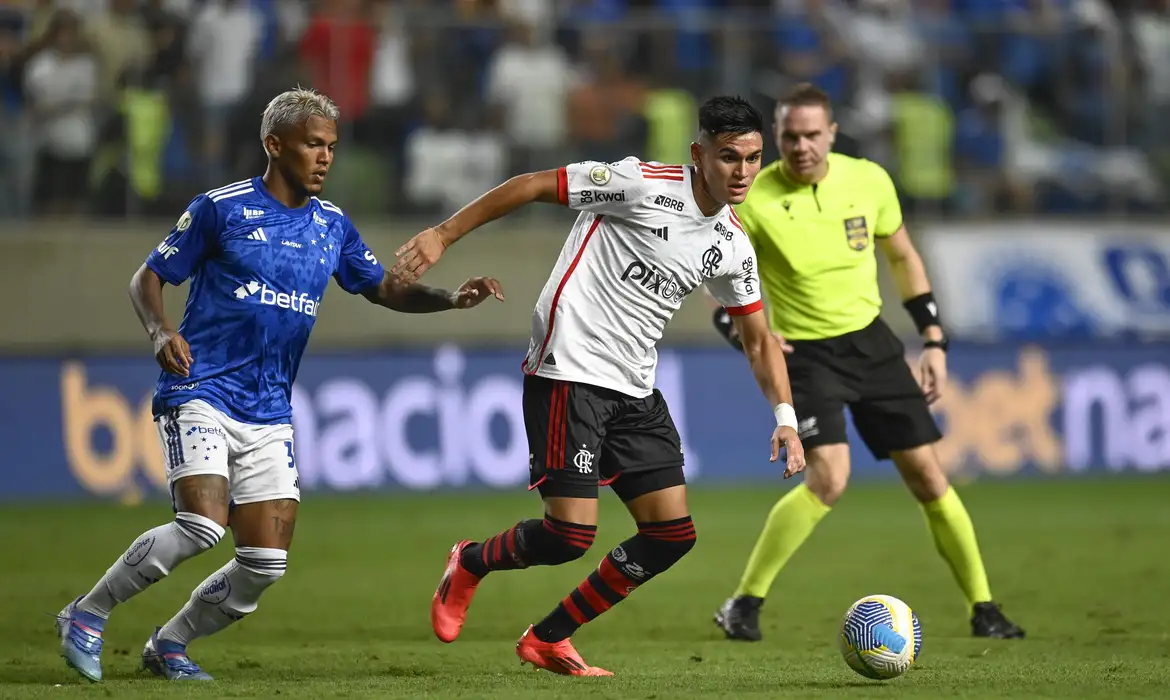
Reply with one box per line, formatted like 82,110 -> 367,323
711,84 -> 1024,641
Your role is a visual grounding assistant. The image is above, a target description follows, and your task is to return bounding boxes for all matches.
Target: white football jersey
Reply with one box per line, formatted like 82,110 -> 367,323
522,156 -> 762,398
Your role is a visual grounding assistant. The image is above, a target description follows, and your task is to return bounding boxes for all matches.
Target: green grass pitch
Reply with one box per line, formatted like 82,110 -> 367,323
3,476 -> 1170,698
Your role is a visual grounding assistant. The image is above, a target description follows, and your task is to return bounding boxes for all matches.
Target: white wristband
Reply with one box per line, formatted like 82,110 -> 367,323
774,403 -> 798,430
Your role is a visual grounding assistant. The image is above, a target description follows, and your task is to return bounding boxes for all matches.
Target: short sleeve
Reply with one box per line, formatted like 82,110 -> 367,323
556,156 -> 648,218
706,232 -> 763,316
872,163 -> 903,237
145,195 -> 221,285
333,217 -> 386,294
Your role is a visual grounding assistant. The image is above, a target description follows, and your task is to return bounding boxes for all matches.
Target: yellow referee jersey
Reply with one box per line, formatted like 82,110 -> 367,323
734,153 -> 903,340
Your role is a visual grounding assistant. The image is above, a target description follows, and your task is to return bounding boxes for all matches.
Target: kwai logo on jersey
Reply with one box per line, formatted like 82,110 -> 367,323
621,260 -> 690,304
233,281 -> 320,317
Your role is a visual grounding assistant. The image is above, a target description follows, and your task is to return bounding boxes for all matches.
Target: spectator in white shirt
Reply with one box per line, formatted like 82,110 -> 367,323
485,20 -> 576,175
25,9 -> 98,216
187,0 -> 262,184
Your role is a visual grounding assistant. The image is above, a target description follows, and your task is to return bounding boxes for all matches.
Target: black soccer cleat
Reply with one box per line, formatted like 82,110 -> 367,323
971,601 -> 1026,639
714,595 -> 764,641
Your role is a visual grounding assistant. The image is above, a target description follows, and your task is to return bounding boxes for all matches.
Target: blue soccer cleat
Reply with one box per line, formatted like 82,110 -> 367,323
141,627 -> 214,681
56,596 -> 105,682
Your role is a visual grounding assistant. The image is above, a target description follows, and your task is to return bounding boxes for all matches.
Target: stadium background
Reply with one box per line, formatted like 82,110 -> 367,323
1,1 -> 1169,698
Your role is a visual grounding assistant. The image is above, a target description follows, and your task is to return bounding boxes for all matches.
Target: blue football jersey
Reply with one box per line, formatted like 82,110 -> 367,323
145,177 -> 385,424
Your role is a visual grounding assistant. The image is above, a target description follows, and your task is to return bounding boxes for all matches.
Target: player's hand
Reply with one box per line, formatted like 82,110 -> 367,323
771,425 -> 806,479
452,276 -> 505,309
153,329 -> 192,377
773,332 -> 794,354
392,227 -> 447,284
918,347 -> 947,404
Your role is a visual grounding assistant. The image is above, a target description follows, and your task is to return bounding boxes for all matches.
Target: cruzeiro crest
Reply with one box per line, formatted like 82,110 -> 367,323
844,216 -> 869,251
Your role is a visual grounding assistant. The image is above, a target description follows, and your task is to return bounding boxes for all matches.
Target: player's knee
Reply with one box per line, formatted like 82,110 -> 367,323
637,516 -> 697,569
175,511 -> 227,551
892,446 -> 949,503
531,517 -> 596,564
233,547 -> 288,591
807,472 -> 849,507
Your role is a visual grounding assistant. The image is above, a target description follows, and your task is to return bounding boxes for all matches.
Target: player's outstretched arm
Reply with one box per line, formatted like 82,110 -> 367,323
361,271 -> 505,313
732,310 -> 806,478
392,170 -> 560,283
129,264 -> 191,377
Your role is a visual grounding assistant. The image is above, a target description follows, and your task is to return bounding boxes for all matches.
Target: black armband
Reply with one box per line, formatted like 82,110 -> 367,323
712,307 -> 745,353
903,292 -> 941,334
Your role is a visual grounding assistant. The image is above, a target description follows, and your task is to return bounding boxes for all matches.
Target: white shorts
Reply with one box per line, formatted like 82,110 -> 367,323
156,400 -> 301,508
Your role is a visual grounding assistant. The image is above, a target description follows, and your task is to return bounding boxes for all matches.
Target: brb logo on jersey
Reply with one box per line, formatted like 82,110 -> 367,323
621,260 -> 690,304
233,280 -> 320,317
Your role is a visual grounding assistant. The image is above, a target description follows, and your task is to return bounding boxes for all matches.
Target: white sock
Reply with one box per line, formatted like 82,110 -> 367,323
157,547 -> 287,647
76,512 -> 225,619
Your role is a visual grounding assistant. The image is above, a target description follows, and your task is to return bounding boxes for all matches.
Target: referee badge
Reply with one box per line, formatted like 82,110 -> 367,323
844,216 -> 869,251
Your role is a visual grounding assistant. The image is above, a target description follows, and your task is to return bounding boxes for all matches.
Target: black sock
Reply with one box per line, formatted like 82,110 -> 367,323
533,516 -> 697,643
461,516 -> 596,578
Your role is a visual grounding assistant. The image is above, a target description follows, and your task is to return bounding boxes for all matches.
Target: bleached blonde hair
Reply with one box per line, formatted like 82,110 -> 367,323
260,87 -> 340,152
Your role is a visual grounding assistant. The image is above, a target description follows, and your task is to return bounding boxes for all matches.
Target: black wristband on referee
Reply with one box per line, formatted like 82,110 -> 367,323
712,307 -> 745,353
903,292 -> 941,334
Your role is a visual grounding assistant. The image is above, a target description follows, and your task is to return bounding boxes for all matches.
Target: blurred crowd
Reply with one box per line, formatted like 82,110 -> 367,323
0,0 -> 1167,220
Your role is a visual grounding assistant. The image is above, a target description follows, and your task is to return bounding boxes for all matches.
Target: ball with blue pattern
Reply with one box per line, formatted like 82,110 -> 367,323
838,594 -> 922,680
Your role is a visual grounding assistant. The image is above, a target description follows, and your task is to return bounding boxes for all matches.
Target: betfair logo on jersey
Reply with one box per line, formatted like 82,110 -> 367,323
621,260 -> 690,304
233,281 -> 320,317
580,190 -> 625,205
845,216 -> 869,251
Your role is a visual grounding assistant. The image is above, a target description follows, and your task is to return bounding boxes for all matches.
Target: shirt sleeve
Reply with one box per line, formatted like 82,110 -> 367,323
706,232 -> 763,316
872,163 -> 904,237
333,216 -> 386,295
556,156 -> 648,218
145,195 -> 221,285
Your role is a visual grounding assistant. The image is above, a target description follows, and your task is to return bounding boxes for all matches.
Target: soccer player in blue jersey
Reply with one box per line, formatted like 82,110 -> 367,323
55,88 -> 504,683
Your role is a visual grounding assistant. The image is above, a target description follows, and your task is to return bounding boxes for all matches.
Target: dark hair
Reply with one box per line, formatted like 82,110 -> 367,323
778,83 -> 833,119
698,95 -> 764,139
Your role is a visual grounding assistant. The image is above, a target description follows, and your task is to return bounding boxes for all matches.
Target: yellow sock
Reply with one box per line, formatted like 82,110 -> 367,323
921,487 -> 993,610
734,483 -> 831,599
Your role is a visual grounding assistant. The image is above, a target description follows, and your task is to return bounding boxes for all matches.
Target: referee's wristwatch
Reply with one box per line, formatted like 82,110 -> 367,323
923,335 -> 949,353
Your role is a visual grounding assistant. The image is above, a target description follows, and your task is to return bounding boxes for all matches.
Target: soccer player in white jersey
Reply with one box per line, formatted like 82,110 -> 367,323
54,88 -> 504,683
392,96 -> 806,676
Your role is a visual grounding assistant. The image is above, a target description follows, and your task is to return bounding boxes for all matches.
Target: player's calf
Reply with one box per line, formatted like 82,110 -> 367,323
531,516 -> 698,644
154,547 -> 288,650
461,516 -> 597,577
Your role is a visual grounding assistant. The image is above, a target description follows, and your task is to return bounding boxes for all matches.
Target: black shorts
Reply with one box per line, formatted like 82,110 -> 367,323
524,375 -> 686,501
787,317 -> 942,460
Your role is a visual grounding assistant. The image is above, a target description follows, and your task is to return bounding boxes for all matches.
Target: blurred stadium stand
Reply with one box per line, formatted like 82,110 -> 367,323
0,0 -> 1165,223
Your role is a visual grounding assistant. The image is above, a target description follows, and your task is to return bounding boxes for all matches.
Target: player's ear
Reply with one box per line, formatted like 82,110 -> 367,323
829,121 -> 838,144
264,133 -> 280,160
689,141 -> 702,169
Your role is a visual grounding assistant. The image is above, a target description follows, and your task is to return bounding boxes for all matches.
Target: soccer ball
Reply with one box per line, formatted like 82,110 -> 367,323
838,594 -> 922,680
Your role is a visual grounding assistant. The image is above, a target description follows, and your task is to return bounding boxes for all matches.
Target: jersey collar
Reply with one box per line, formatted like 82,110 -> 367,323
778,156 -> 833,189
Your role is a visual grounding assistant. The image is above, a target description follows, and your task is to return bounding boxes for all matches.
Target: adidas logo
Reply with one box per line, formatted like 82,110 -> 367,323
243,207 -> 265,220
544,352 -> 557,366
248,228 -> 268,242
650,226 -> 669,241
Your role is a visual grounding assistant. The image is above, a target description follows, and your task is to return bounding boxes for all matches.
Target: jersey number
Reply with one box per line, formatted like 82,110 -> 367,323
285,441 -> 296,469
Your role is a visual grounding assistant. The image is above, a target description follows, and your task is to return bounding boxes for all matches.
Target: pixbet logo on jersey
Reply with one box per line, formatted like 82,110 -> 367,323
233,281 -> 320,317
621,260 -> 690,304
